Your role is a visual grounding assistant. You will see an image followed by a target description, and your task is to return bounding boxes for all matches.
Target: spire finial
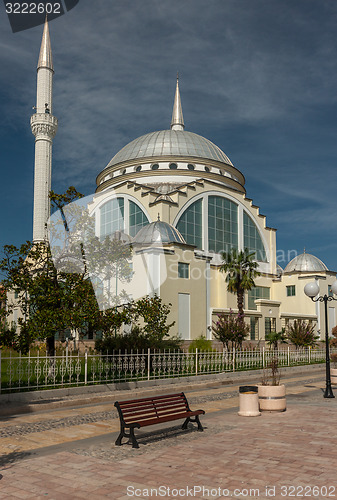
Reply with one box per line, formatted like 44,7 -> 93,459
37,16 -> 53,71
170,75 -> 184,131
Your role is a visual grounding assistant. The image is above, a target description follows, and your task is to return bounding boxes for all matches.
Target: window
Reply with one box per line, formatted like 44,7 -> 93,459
178,262 -> 189,279
265,317 -> 276,335
287,285 -> 296,297
248,286 -> 270,310
100,198 -> 124,239
243,212 -> 267,262
187,163 -> 195,170
151,163 -> 159,170
329,286 -> 334,297
204,166 -> 210,172
250,317 -> 258,340
176,199 -> 203,249
169,163 -> 178,169
135,165 -> 142,172
208,196 -> 238,254
129,201 -> 149,237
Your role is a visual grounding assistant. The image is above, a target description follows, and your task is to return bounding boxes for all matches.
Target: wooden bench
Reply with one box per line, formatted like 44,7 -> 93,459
114,392 -> 205,448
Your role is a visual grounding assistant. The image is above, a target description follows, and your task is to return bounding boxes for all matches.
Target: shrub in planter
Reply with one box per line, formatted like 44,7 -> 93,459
258,357 -> 286,412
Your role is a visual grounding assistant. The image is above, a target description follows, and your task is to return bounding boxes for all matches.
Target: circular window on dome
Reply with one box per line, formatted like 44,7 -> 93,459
151,163 -> 159,170
187,164 -> 195,170
169,163 -> 178,169
204,166 -> 210,173
218,169 -> 223,175
135,165 -> 142,172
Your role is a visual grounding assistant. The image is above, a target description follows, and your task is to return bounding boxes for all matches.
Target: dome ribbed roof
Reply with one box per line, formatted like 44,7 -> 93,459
284,253 -> 328,273
132,220 -> 186,245
106,130 -> 233,168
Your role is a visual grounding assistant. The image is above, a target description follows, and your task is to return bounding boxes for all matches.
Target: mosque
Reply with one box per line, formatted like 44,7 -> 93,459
29,19 -> 337,344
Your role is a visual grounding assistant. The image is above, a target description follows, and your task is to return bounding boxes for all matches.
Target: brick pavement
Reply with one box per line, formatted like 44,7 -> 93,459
1,373 -> 337,499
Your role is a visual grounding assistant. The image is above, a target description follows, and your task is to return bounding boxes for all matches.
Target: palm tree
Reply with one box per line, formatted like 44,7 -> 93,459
220,248 -> 260,326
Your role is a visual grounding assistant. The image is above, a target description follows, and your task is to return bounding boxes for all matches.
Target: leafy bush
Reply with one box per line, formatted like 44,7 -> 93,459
212,310 -> 249,350
188,335 -> 214,353
95,326 -> 182,354
287,320 -> 319,348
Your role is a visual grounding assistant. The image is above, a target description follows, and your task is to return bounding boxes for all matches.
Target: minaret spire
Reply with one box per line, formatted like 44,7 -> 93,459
170,74 -> 185,131
31,18 -> 58,243
37,17 -> 54,72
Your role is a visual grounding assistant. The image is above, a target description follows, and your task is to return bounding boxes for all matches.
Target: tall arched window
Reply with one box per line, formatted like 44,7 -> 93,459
100,198 -> 124,238
129,201 -> 149,237
208,196 -> 238,253
176,199 -> 203,249
243,212 -> 267,262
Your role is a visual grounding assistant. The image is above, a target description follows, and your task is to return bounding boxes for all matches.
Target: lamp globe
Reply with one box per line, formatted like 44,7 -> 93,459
331,280 -> 337,296
304,281 -> 320,298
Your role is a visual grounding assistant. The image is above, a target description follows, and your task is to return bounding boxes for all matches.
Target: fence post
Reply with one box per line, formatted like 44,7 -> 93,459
223,347 -> 225,371
0,349 -> 1,394
147,348 -> 151,381
288,346 -> 290,366
195,348 -> 198,376
84,350 -> 88,385
233,347 -> 236,372
308,346 -> 311,364
262,346 -> 265,369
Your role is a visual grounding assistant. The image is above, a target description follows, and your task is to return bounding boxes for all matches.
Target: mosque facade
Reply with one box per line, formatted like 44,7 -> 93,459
29,20 -> 337,344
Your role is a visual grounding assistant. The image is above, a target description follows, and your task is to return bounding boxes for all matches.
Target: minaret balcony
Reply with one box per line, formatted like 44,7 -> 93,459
31,113 -> 58,138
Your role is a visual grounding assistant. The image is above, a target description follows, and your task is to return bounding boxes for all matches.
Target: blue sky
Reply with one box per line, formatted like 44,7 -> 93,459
1,0 -> 337,271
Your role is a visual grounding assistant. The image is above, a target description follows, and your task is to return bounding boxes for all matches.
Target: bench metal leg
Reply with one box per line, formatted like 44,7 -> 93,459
115,425 -> 140,448
182,415 -> 204,431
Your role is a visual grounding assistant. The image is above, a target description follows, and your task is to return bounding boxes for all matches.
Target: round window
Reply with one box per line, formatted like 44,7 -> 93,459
120,169 -> 127,175
151,163 -> 159,170
204,166 -> 210,173
135,165 -> 142,172
187,163 -> 195,170
169,163 -> 178,169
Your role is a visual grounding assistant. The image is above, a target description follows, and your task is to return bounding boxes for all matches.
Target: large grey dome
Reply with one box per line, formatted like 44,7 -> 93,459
106,130 -> 233,168
132,220 -> 186,245
284,253 -> 328,273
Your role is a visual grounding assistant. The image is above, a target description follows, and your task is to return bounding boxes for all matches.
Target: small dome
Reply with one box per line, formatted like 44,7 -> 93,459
132,220 -> 186,245
284,253 -> 328,273
105,130 -> 233,169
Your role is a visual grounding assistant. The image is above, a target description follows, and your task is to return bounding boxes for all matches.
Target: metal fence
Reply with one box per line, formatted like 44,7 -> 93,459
0,346 -> 329,394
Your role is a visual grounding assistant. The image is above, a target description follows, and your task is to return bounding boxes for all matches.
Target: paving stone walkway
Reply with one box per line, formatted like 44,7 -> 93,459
1,369 -> 337,499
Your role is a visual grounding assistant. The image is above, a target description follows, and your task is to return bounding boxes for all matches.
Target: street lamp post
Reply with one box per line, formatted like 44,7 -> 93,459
304,279 -> 337,399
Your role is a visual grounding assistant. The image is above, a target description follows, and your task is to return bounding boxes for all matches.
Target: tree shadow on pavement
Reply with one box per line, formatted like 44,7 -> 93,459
0,450 -> 32,468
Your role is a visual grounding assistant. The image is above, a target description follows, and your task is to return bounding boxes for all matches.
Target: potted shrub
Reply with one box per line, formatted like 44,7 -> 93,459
258,356 -> 286,412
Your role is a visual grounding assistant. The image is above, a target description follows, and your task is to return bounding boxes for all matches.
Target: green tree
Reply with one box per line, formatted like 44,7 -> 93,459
286,320 -> 319,349
0,187 -> 133,355
219,248 -> 260,327
212,310 -> 249,350
265,328 -> 288,351
134,294 -> 175,344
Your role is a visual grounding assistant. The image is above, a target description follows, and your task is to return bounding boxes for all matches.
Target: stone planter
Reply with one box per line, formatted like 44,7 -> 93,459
258,384 -> 286,412
238,386 -> 261,417
331,368 -> 337,385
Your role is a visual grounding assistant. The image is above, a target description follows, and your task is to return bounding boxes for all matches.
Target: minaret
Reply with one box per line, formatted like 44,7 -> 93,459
170,75 -> 185,131
31,18 -> 58,243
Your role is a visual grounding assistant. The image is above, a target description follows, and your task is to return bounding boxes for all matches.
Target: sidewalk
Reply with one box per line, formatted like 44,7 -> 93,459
1,368 -> 336,499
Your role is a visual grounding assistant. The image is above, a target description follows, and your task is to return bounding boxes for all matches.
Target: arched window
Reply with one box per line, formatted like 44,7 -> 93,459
243,212 -> 267,262
100,198 -> 124,238
129,201 -> 149,237
176,199 -> 203,249
208,196 -> 238,253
